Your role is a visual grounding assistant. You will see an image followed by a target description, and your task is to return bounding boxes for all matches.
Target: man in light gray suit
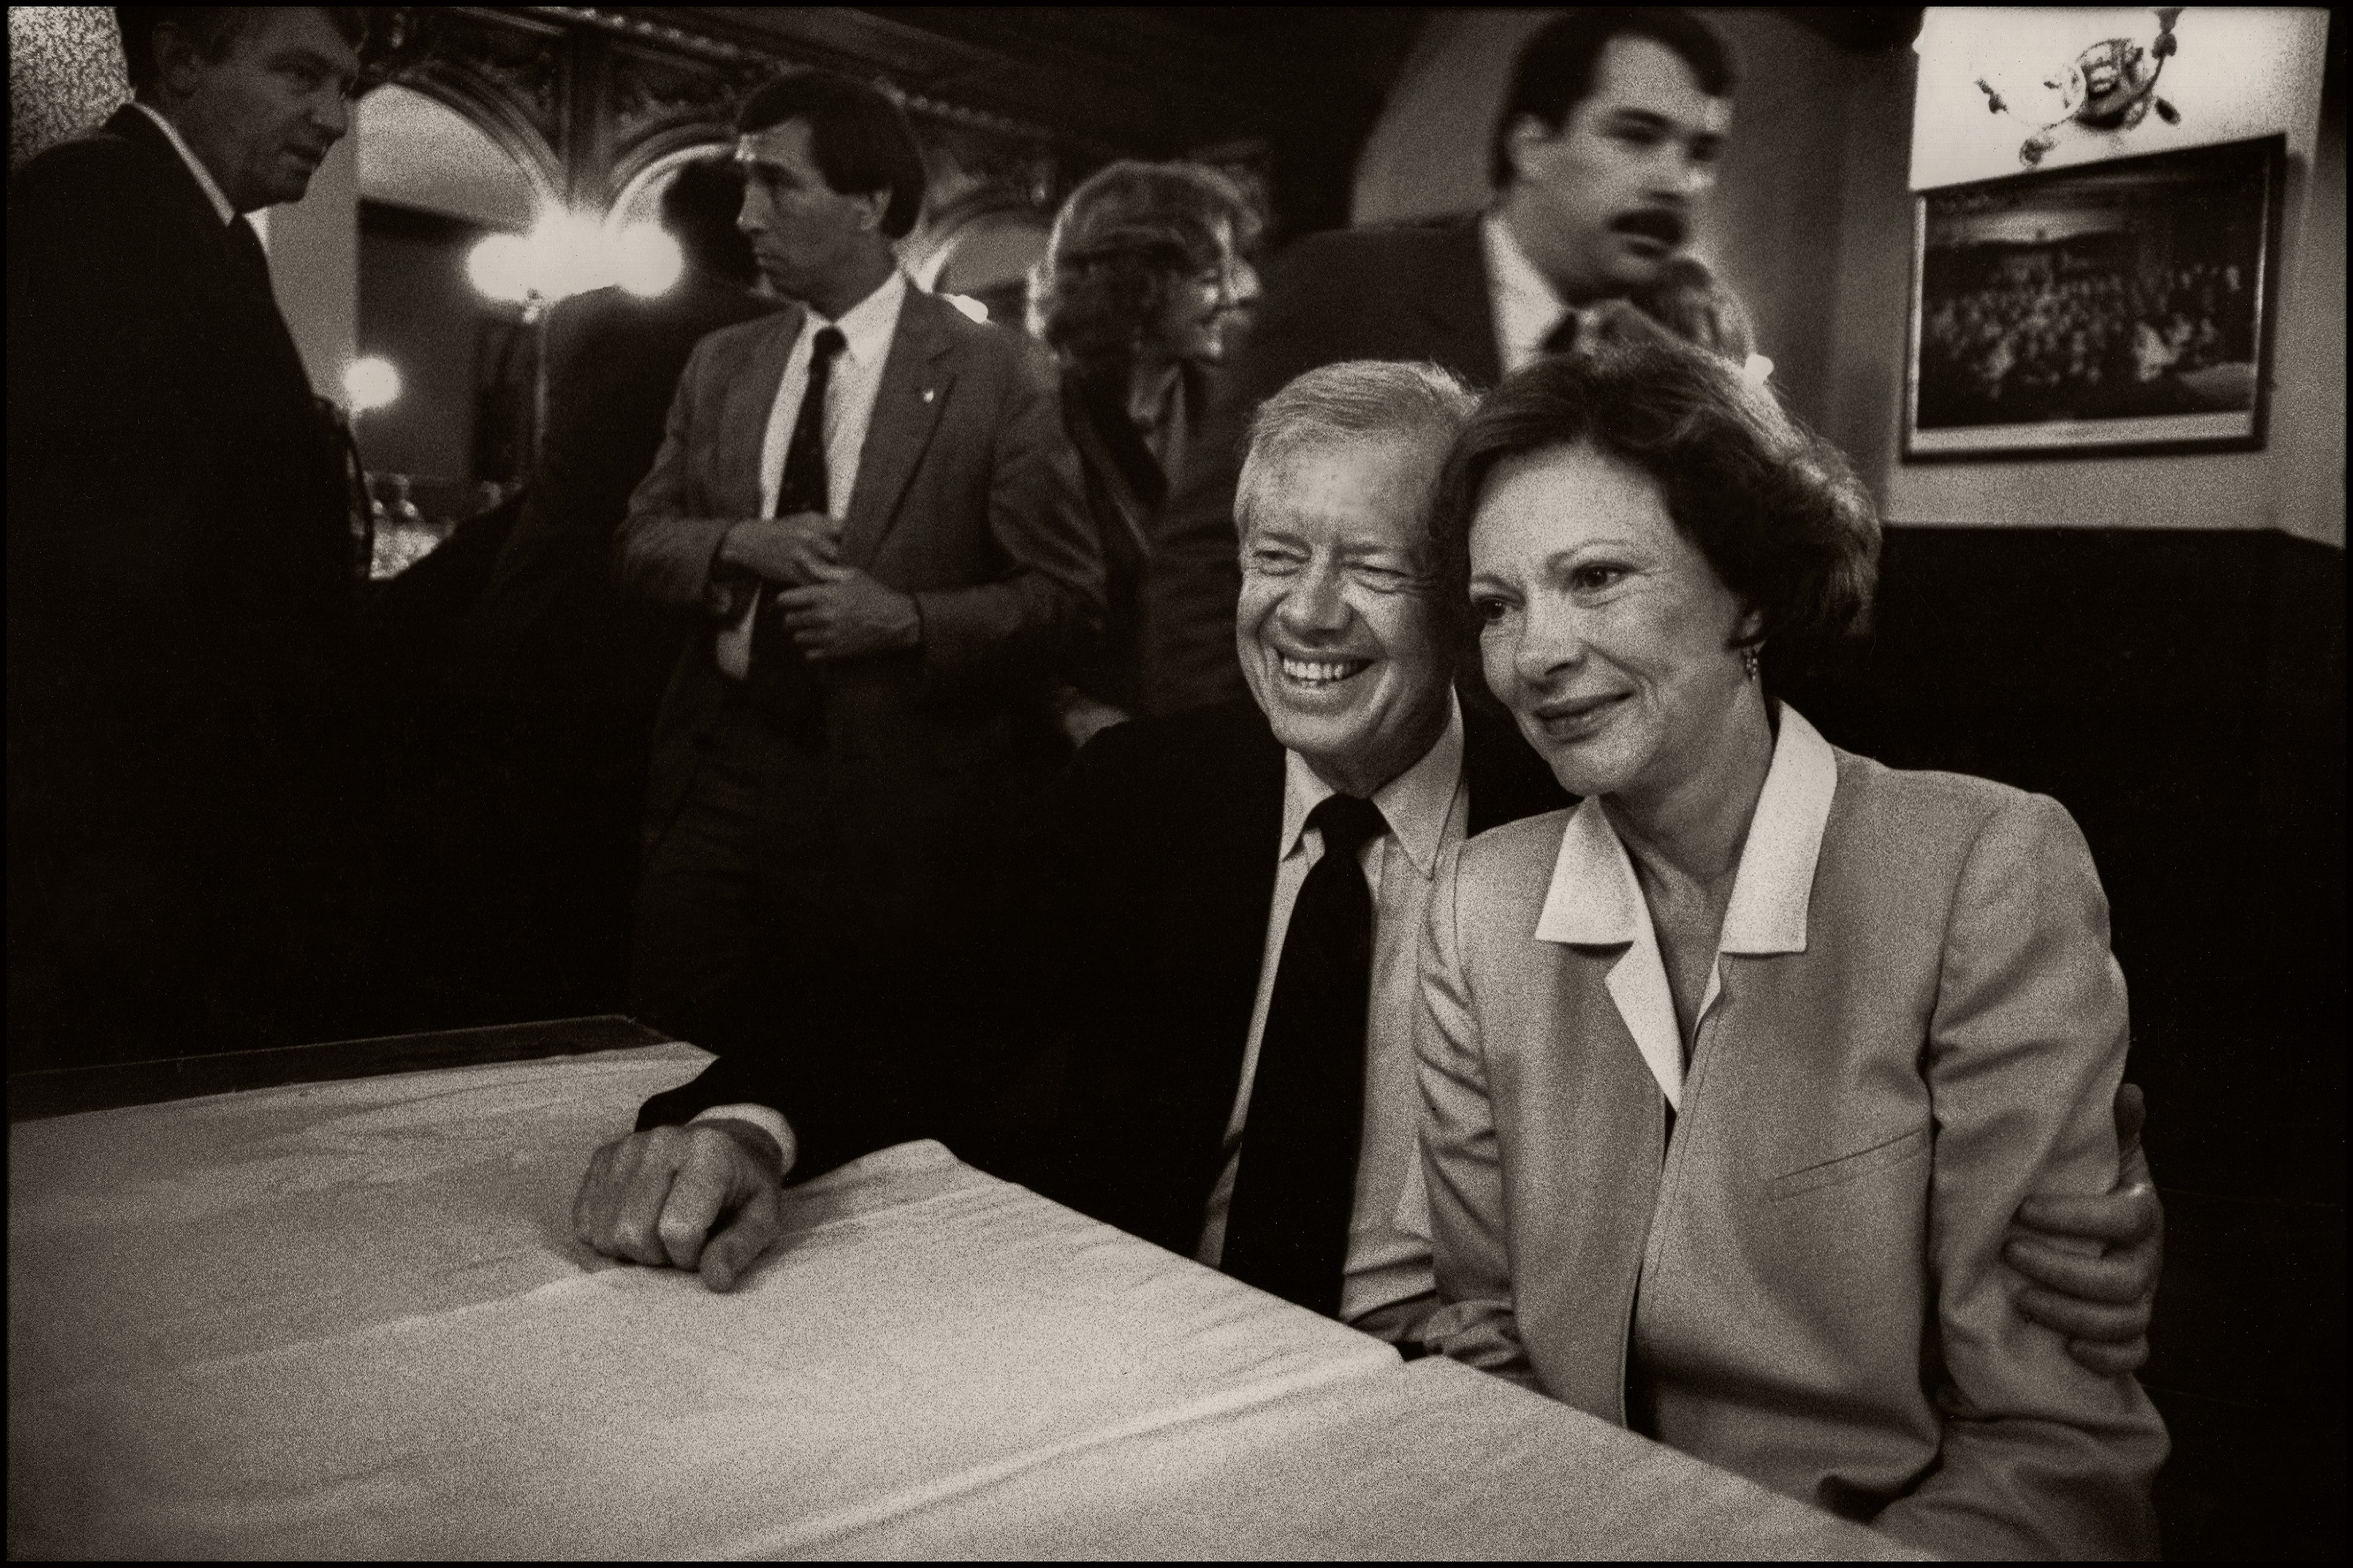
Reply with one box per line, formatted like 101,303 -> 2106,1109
614,70 -> 1103,1165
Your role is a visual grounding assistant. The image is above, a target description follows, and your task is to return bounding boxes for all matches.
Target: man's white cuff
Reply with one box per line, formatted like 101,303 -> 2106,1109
690,1102 -> 793,1163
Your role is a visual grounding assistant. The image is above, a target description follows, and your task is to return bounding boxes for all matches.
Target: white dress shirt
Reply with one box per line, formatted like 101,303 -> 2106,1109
131,101 -> 237,225
1195,695 -> 1468,1328
1480,211 -> 1572,376
713,269 -> 909,680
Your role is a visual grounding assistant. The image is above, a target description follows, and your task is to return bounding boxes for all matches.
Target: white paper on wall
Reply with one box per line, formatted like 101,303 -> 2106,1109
1910,7 -> 2328,190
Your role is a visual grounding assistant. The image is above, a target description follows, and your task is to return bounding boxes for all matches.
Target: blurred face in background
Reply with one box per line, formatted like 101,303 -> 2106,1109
1153,220 -> 1257,367
1236,437 -> 1453,797
735,118 -> 885,303
1467,441 -> 1757,804
1500,35 -> 1730,303
154,7 -> 359,212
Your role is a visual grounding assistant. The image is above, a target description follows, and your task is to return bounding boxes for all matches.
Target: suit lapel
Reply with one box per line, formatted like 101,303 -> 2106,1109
1535,947 -> 1669,1426
716,307 -> 802,518
107,107 -> 229,262
842,289 -> 956,567
109,108 -> 314,404
1158,705 -> 1287,1198
234,224 -> 317,401
1201,710 -> 1287,1033
1415,220 -> 1503,388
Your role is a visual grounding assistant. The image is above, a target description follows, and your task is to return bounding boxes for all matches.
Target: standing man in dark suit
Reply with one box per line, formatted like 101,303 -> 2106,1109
1142,7 -> 1736,716
613,72 -> 1101,1153
7,6 -> 368,1072
457,156 -> 780,1015
573,362 -> 2161,1379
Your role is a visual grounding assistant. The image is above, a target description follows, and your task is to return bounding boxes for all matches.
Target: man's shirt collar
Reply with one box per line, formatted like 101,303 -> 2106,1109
806,268 -> 908,363
131,101 -> 238,227
1481,210 -> 1570,372
1279,692 -> 1465,878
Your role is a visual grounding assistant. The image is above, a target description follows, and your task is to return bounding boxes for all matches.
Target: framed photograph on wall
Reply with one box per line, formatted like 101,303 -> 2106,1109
1905,134 -> 2284,460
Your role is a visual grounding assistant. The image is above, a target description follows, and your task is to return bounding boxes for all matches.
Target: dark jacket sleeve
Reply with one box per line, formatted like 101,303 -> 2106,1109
10,145 -> 254,706
612,327 -> 751,619
629,672 -> 1183,1193
9,138 -> 351,745
629,736 -> 1101,1184
633,1049 -> 933,1183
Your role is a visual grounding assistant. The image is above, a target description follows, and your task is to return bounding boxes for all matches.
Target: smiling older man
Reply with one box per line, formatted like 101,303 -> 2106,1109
575,361 -> 2161,1369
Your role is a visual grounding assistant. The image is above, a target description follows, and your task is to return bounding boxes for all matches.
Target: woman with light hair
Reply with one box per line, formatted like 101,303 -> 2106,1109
1032,160 -> 1259,743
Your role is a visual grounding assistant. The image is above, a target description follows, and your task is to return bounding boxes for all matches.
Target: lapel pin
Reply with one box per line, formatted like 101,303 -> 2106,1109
922,387 -> 937,404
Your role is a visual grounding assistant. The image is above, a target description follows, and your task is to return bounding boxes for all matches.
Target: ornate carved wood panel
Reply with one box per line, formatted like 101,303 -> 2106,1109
360,5 -> 1065,253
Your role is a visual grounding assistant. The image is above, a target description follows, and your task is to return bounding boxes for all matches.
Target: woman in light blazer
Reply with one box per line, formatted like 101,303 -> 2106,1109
1415,311 -> 2166,1559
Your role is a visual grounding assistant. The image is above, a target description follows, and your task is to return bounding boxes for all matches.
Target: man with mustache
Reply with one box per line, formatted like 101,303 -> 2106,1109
574,362 -> 2159,1381
1142,7 -> 1734,719
9,7 -> 371,1069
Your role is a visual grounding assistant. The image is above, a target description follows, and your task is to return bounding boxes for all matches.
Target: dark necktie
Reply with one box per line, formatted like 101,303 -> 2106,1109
746,325 -> 847,726
1542,309 -> 1581,358
1220,792 -> 1389,1317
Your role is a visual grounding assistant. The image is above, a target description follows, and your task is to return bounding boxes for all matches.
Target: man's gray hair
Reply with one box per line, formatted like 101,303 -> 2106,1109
1234,359 -> 1479,536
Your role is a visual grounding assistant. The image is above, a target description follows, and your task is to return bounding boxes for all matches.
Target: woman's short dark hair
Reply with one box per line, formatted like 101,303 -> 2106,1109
1433,304 -> 1878,675
734,70 -> 927,240
1491,7 -> 1735,187
116,7 -> 368,98
1033,160 -> 1258,374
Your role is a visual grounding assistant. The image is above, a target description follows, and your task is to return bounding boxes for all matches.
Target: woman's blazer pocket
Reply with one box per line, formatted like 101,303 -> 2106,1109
1767,1125 -> 1931,1202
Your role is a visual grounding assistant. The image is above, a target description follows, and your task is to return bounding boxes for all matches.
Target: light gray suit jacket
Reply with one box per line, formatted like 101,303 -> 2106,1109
1418,735 -> 2165,1559
618,284 -> 1103,837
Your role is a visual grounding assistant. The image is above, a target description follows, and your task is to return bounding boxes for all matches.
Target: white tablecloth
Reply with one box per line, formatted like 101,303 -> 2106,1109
9,1043 -> 1918,1559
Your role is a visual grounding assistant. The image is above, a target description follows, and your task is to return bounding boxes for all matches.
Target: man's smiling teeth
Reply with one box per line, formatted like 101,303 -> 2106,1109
1280,655 -> 1370,684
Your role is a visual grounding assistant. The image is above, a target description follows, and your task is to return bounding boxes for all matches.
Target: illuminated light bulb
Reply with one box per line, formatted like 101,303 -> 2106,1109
466,232 -> 534,304
1742,352 -> 1775,386
614,223 -> 685,298
343,354 -> 401,412
941,293 -> 989,324
528,208 -> 608,302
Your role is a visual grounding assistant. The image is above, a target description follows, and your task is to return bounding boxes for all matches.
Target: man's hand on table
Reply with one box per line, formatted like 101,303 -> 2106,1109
2006,1081 -> 2164,1375
572,1118 -> 796,1292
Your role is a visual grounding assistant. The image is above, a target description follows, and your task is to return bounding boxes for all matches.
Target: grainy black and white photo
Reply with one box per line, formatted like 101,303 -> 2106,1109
8,6 -> 2342,1561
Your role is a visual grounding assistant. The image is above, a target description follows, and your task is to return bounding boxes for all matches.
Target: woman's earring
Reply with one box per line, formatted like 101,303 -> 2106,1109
1741,644 -> 1761,683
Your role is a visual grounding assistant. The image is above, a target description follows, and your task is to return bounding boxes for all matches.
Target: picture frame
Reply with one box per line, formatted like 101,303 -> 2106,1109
1904,134 -> 2284,461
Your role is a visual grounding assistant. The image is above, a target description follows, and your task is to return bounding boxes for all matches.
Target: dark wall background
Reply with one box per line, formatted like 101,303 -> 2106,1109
356,199 -> 504,486
1784,526 -> 2346,1561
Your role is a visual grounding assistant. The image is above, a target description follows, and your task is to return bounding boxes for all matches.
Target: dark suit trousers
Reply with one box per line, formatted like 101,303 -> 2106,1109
625,680 -> 1036,1151
628,686 -> 849,1053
